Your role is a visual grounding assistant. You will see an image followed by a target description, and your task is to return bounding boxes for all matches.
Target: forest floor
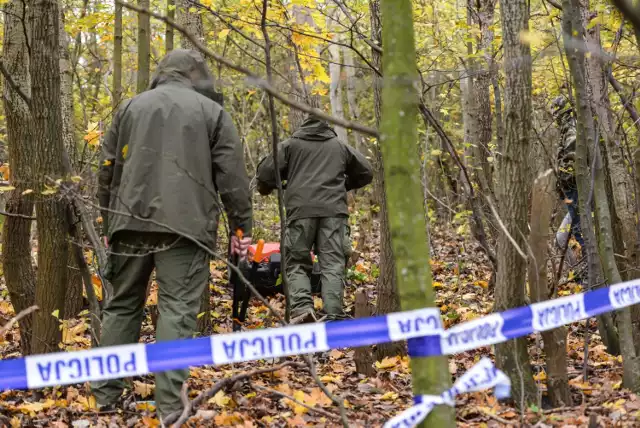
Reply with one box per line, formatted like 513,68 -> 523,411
0,218 -> 639,427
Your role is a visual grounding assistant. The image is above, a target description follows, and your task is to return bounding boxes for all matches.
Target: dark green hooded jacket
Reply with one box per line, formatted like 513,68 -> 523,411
97,49 -> 252,249
256,116 -> 373,223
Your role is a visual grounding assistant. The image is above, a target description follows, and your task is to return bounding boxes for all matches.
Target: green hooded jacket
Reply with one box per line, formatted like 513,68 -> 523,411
97,49 -> 252,249
256,115 -> 373,223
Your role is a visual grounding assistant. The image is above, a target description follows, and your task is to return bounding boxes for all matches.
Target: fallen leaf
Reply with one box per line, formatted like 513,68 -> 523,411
209,389 -> 231,407
134,381 -> 155,399
141,417 -> 160,427
375,356 -> 399,370
17,399 -> 55,415
380,391 -> 399,401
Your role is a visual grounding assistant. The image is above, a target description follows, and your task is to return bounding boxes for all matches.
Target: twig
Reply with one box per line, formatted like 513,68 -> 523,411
485,194 -> 528,260
0,209 -> 35,220
116,0 -> 378,138
0,58 -> 32,109
165,361 -> 303,426
253,384 -> 341,420
610,0 -> 640,33
0,305 -> 38,336
171,384 -> 192,428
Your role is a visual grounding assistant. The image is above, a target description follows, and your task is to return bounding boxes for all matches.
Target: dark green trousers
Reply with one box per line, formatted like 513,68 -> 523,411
91,231 -> 209,419
284,217 -> 351,320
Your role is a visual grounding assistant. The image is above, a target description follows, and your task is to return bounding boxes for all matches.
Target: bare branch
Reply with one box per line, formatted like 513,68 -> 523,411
0,305 -> 38,337
610,0 -> 640,33
0,58 -> 32,109
0,208 -> 35,219
253,384 -> 341,420
166,361 -> 303,426
116,0 -> 378,137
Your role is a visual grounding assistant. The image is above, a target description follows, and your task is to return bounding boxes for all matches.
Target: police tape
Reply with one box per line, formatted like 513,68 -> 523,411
0,278 -> 639,394
384,358 -> 511,428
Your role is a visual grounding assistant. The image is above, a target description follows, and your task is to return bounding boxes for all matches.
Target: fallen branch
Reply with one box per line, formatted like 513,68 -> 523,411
166,361 -> 303,426
172,384 -> 192,428
0,305 -> 38,337
116,0 -> 378,138
253,384 -> 341,420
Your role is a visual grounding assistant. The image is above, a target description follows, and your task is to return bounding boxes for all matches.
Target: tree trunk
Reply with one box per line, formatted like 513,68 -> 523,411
1,0 -> 36,356
562,0 -> 640,392
59,7 -> 83,318
378,1 -> 454,426
343,47 -> 363,150
494,0 -> 537,405
166,0 -> 175,52
327,10 -> 348,143
370,0 -> 404,360
137,0 -> 151,93
28,0 -> 70,354
529,170 -> 572,407
113,2 -> 123,111
177,0 -> 204,50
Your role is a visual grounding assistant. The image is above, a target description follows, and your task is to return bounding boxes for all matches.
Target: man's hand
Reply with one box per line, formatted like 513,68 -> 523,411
231,234 -> 252,261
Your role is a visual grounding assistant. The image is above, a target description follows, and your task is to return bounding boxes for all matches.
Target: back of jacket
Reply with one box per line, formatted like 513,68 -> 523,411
98,49 -> 252,249
257,116 -> 372,222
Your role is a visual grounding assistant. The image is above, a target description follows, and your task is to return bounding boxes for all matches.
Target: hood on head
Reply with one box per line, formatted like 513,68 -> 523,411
149,49 -> 223,105
292,114 -> 337,141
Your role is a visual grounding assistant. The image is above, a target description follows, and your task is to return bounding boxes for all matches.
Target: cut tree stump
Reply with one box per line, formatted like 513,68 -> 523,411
354,290 -> 375,376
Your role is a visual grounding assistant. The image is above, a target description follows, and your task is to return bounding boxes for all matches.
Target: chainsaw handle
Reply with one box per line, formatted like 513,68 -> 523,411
253,239 -> 265,263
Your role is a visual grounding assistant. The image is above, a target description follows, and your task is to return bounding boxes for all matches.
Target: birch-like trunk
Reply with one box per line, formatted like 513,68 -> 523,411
327,10 -> 348,143
137,0 -> 151,93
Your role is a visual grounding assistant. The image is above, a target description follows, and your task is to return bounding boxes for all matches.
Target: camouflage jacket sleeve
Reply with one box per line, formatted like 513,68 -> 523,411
345,144 -> 373,191
97,99 -> 130,236
556,116 -> 577,191
211,110 -> 253,236
256,141 -> 288,196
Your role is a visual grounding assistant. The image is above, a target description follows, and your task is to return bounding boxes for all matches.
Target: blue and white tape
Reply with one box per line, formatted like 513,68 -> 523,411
0,279 -> 639,395
384,358 -> 511,428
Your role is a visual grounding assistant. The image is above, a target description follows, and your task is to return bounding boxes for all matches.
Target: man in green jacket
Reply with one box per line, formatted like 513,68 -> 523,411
256,114 -> 373,322
92,49 -> 252,420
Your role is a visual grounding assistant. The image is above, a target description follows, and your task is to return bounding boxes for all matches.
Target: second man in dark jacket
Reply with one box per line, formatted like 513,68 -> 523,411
256,115 -> 373,322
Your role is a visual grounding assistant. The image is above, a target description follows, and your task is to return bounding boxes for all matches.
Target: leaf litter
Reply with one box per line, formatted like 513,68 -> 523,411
0,222 -> 638,426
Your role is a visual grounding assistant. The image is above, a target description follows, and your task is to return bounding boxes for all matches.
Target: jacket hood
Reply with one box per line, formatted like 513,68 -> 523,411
149,49 -> 223,105
291,115 -> 338,141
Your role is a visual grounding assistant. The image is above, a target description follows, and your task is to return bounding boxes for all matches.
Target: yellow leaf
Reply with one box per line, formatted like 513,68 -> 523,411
141,417 -> 160,427
70,175 -> 82,183
134,381 -> 155,399
208,389 -> 231,407
136,402 -> 156,411
320,374 -> 340,383
292,390 -> 308,415
17,399 -> 56,415
122,144 -> 129,159
219,28 -> 230,38
52,309 -> 60,319
22,189 -> 33,195
0,185 -> 15,192
432,281 -> 444,289
375,356 -> 399,370
380,391 -> 399,401
473,280 -> 489,289
10,417 -> 20,428
102,159 -> 112,166
533,371 -> 547,381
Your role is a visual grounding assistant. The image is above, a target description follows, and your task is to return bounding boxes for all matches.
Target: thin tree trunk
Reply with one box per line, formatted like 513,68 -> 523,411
28,0 -> 70,354
137,0 -> 151,93
113,2 -> 123,111
1,0 -> 36,356
370,0 -> 404,360
327,10 -> 348,143
494,0 -> 537,405
562,0 -> 640,392
378,0 -> 454,426
59,7 -> 83,318
166,0 -> 175,52
177,0 -> 204,49
529,170 -> 572,407
343,47 -> 363,150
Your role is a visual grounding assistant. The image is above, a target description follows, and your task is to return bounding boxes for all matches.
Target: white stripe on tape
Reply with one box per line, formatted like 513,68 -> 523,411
387,308 -> 443,342
210,323 -> 329,365
25,343 -> 148,389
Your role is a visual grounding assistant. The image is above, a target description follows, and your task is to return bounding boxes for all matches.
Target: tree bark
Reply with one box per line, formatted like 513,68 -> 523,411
370,0 -> 404,360
528,170 -> 572,407
494,0 -> 537,405
177,0 -> 204,50
562,0 -> 640,391
113,2 -> 123,111
166,0 -> 175,52
343,47 -> 363,150
1,0 -> 37,356
59,7 -> 83,318
27,0 -> 70,354
378,0 -> 454,425
137,0 -> 151,93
